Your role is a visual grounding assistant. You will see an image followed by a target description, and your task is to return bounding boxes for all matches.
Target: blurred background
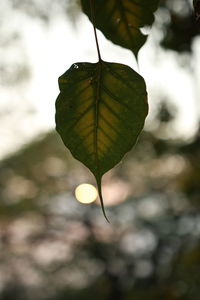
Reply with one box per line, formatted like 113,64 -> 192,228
1,0 -> 200,299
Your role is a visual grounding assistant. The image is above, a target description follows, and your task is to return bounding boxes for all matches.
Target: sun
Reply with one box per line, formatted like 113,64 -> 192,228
75,183 -> 98,204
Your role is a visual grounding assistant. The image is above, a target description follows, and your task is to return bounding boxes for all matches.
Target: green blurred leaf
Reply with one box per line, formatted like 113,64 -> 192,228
55,61 -> 148,220
81,0 -> 159,57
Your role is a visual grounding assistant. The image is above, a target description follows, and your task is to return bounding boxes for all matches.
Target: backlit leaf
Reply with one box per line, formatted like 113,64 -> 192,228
55,61 -> 148,220
81,0 -> 160,57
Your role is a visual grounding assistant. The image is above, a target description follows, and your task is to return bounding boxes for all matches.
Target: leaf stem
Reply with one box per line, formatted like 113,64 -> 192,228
89,0 -> 102,61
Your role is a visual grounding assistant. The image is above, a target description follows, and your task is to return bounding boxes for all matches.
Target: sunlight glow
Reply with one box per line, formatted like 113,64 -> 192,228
75,183 -> 98,204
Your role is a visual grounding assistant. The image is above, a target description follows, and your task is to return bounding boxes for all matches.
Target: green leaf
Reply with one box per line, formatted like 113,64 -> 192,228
55,61 -> 148,220
81,0 -> 160,57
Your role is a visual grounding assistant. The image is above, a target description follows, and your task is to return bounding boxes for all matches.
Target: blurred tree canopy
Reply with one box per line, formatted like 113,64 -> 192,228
0,0 -> 200,299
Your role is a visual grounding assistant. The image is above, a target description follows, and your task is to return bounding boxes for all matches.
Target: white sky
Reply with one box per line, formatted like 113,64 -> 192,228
0,4 -> 200,159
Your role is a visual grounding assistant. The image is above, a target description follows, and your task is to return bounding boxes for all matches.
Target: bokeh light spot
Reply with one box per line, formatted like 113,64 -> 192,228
75,183 -> 98,204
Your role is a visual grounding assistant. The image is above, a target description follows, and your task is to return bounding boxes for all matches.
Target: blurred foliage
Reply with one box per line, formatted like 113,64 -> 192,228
159,0 -> 199,52
10,0 -> 78,22
193,0 -> 200,26
1,123 -> 200,299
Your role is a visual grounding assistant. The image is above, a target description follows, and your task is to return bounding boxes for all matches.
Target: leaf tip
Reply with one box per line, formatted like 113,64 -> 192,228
96,177 -> 110,223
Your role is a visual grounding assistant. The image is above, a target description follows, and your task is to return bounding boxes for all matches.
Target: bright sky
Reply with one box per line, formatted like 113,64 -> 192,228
0,3 -> 200,159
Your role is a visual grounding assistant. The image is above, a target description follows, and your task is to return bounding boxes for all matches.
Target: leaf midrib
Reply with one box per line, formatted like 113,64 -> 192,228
94,61 -> 103,176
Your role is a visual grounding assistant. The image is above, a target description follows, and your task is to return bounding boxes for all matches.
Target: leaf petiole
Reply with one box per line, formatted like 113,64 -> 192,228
89,0 -> 102,61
